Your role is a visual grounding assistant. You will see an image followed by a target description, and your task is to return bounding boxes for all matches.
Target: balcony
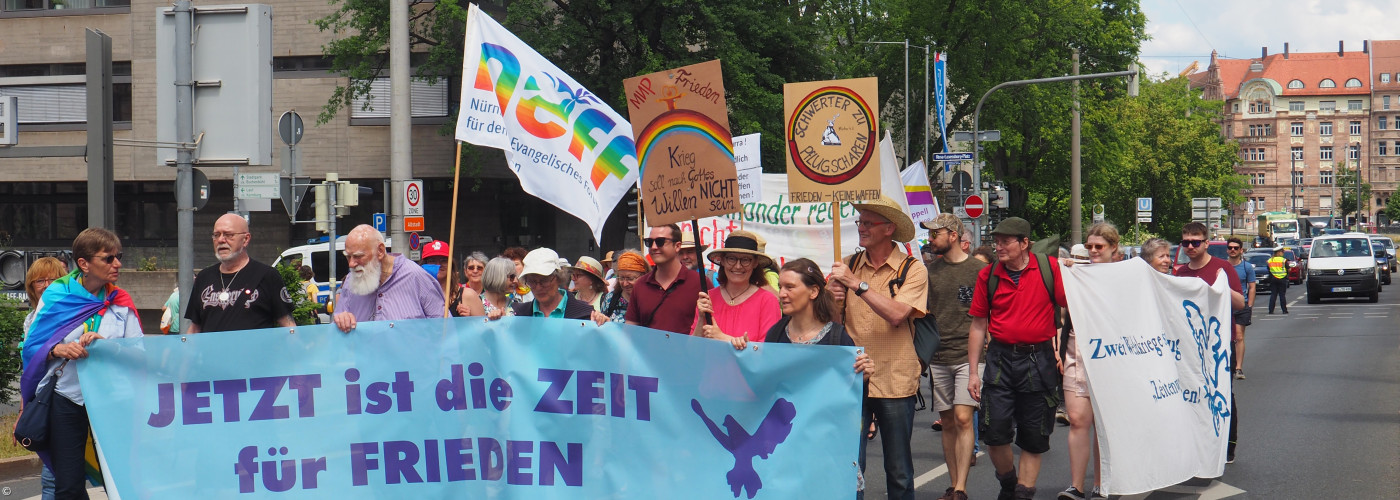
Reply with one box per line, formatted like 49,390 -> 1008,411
1237,134 -> 1276,144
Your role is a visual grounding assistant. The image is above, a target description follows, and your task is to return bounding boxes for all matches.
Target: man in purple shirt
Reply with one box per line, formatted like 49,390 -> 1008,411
333,225 -> 445,332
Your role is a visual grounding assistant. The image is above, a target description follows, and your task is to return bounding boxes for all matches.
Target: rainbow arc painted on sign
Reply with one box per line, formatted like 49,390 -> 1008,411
634,109 -> 734,172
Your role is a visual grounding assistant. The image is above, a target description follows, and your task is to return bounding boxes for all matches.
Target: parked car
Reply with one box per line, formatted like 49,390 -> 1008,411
1306,234 -> 1380,303
1370,235 -> 1396,272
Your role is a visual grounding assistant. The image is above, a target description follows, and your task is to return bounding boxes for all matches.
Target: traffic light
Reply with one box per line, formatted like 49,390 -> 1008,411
336,180 -> 359,217
314,183 -> 329,233
625,187 -> 640,233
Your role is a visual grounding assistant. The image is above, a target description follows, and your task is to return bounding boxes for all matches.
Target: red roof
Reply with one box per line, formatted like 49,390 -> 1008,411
1373,40 -> 1400,91
1246,51 -> 1370,96
1212,59 -> 1252,99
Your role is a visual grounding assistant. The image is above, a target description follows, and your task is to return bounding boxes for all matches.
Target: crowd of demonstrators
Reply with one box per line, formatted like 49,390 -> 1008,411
16,203 -> 1263,500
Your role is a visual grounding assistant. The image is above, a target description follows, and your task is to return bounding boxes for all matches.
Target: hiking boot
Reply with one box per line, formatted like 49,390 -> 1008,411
996,470 -> 1019,500
953,491 -> 969,500
1235,369 -> 1246,380
1057,487 -> 1087,500
939,487 -> 954,500
1014,484 -> 1037,500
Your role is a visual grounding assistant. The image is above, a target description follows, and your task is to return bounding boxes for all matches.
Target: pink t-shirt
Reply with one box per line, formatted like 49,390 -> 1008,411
693,286 -> 781,342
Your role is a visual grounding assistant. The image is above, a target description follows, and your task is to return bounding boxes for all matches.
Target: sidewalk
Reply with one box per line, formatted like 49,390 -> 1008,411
20,487 -> 107,500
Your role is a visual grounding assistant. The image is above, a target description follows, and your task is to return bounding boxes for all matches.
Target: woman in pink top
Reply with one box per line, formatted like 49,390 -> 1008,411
693,230 -> 781,349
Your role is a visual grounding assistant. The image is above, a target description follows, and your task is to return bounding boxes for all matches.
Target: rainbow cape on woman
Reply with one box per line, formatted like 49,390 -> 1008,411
19,269 -> 138,482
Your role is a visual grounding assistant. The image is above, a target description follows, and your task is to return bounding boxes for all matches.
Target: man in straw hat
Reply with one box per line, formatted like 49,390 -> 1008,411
827,195 -> 928,500
965,217 -> 1067,500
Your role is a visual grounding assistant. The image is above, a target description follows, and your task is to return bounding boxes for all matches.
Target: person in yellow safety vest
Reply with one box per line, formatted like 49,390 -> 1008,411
1267,249 -> 1289,314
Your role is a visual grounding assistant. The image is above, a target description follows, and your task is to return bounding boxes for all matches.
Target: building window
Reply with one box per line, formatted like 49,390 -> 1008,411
1248,100 -> 1271,113
1382,117 -> 1389,130
1320,196 -> 1333,209
1,0 -> 130,11
1292,171 -> 1304,185
1232,102 -> 1240,113
1320,101 -> 1336,111
1385,73 -> 1393,84
1320,146 -> 1333,161
1382,142 -> 1389,156
1291,146 -> 1303,160
1251,173 -> 1267,185
1345,78 -> 1363,88
1289,101 -> 1304,112
1351,121 -> 1362,135
1319,79 -> 1336,88
1351,144 -> 1361,160
1291,122 -> 1304,136
1248,124 -> 1273,137
1321,170 -> 1334,185
1386,96 -> 1392,110
1257,198 -> 1266,211
1246,148 -> 1267,161
1320,122 -> 1333,136
1349,100 -> 1363,110
349,77 -> 451,119
1288,80 -> 1305,89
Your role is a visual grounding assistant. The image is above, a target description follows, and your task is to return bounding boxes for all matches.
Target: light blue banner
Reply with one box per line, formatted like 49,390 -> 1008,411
77,317 -> 863,499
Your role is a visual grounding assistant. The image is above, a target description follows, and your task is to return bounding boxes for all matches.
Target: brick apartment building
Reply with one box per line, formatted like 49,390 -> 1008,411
0,0 -> 611,273
1193,40 -> 1397,229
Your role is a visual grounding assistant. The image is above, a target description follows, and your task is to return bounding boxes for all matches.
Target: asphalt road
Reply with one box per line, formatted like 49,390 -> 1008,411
861,283 -> 1400,499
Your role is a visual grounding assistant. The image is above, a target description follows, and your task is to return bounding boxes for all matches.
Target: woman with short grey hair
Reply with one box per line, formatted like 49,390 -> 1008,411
474,257 -> 520,319
1140,238 -> 1173,274
463,252 -> 489,294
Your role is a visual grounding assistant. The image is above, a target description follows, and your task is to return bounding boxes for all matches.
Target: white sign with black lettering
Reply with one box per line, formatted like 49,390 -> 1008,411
733,133 -> 762,204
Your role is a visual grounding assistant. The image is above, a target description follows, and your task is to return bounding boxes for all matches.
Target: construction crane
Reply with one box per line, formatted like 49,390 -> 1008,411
1179,60 -> 1200,77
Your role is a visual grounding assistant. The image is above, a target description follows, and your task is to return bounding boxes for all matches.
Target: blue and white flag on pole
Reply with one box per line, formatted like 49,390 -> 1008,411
78,318 -> 863,499
456,4 -> 638,243
1062,259 -> 1234,495
933,52 -> 950,171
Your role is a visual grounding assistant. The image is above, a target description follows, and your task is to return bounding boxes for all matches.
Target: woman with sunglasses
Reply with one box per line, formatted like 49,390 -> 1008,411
462,252 -> 488,295
693,231 -> 780,350
466,257 -> 520,319
1056,222 -> 1120,500
22,228 -> 144,498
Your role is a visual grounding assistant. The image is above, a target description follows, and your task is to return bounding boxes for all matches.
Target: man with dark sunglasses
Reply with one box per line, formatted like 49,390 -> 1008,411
1172,222 -> 1244,464
1224,238 -> 1256,380
625,224 -> 702,334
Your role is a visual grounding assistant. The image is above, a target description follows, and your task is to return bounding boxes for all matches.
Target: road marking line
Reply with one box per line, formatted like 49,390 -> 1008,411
912,451 -> 984,488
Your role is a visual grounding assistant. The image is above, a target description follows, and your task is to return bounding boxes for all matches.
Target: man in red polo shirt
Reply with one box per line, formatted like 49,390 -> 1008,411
1172,221 -> 1244,464
966,217 -> 1066,500
626,223 -> 702,334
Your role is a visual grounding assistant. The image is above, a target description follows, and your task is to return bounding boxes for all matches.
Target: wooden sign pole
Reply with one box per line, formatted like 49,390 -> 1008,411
832,201 -> 842,263
443,141 -> 464,317
692,219 -> 713,326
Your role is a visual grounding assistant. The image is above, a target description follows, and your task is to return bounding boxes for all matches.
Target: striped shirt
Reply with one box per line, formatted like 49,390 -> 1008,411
336,253 -> 446,322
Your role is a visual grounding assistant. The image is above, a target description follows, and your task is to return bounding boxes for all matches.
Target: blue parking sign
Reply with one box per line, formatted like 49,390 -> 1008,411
372,212 -> 386,232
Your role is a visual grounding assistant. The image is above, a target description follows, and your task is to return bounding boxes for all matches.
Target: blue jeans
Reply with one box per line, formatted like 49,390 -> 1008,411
858,395 -> 916,500
41,466 -> 55,500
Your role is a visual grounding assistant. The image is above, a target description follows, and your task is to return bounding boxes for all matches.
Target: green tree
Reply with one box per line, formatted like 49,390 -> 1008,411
1335,165 -> 1372,225
0,298 -> 27,405
1081,75 -> 1244,238
276,262 -> 321,326
1385,200 -> 1400,226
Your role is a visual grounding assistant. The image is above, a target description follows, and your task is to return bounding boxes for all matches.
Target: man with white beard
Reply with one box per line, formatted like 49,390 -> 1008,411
333,224 -> 445,332
186,213 -> 296,332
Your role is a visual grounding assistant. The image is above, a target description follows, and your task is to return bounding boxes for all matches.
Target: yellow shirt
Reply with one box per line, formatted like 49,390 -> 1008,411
841,244 -> 929,398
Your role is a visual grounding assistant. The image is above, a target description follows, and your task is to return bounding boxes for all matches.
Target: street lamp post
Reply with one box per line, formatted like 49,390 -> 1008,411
971,65 -> 1138,240
861,39 -> 913,165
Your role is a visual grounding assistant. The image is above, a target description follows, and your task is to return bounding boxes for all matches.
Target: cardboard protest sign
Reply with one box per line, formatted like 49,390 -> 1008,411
783,77 -> 882,204
624,60 -> 739,226
733,133 -> 762,204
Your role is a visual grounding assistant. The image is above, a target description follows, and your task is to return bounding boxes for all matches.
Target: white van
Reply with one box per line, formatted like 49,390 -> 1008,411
272,236 -> 396,306
1305,233 -> 1380,303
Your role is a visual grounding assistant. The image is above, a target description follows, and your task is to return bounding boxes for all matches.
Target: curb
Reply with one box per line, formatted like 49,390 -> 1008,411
0,454 -> 40,482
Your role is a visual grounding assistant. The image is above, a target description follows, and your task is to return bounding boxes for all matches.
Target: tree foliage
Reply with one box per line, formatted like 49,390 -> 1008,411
1334,165 -> 1371,223
0,298 -> 27,405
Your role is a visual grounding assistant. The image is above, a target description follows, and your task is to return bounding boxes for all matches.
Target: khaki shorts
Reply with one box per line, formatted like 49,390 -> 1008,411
928,362 -> 984,412
1063,330 -> 1089,398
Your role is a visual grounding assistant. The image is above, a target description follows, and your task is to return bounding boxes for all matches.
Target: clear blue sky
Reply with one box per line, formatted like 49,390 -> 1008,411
1140,0 -> 1399,79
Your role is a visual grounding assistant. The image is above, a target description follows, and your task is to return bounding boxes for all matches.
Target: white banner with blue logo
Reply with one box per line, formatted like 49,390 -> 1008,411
77,318 -> 863,499
1062,259 -> 1233,495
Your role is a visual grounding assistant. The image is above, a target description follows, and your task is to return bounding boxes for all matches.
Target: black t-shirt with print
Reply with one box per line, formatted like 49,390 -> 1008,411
185,259 -> 294,332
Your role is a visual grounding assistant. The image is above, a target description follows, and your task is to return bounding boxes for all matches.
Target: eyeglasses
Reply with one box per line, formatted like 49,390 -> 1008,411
466,265 -> 484,271
507,273 -> 517,280
34,278 -> 56,287
616,274 -> 640,283
854,220 -> 890,230
722,255 -> 755,266
1085,243 -> 1107,251
643,237 -> 676,248
93,253 -> 123,264
1227,245 -> 1242,251
1181,239 -> 1206,248
211,231 -> 247,240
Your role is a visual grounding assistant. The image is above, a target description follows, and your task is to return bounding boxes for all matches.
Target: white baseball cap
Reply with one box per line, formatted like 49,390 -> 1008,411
520,248 -> 562,278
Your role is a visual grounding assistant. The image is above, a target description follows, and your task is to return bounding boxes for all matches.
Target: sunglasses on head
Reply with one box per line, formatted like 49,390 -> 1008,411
643,237 -> 676,248
93,253 -> 123,264
1181,239 -> 1206,248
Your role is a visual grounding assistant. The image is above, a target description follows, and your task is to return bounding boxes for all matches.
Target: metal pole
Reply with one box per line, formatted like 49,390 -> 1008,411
972,68 -> 1138,237
174,0 -> 195,334
327,174 -> 339,300
1071,49 -> 1082,244
923,45 -> 930,166
389,0 -> 412,251
1291,152 -> 1297,214
85,29 -> 114,230
904,39 -> 910,166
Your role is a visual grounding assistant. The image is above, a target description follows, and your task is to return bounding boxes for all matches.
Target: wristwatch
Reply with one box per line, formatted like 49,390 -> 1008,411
853,281 -> 870,296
